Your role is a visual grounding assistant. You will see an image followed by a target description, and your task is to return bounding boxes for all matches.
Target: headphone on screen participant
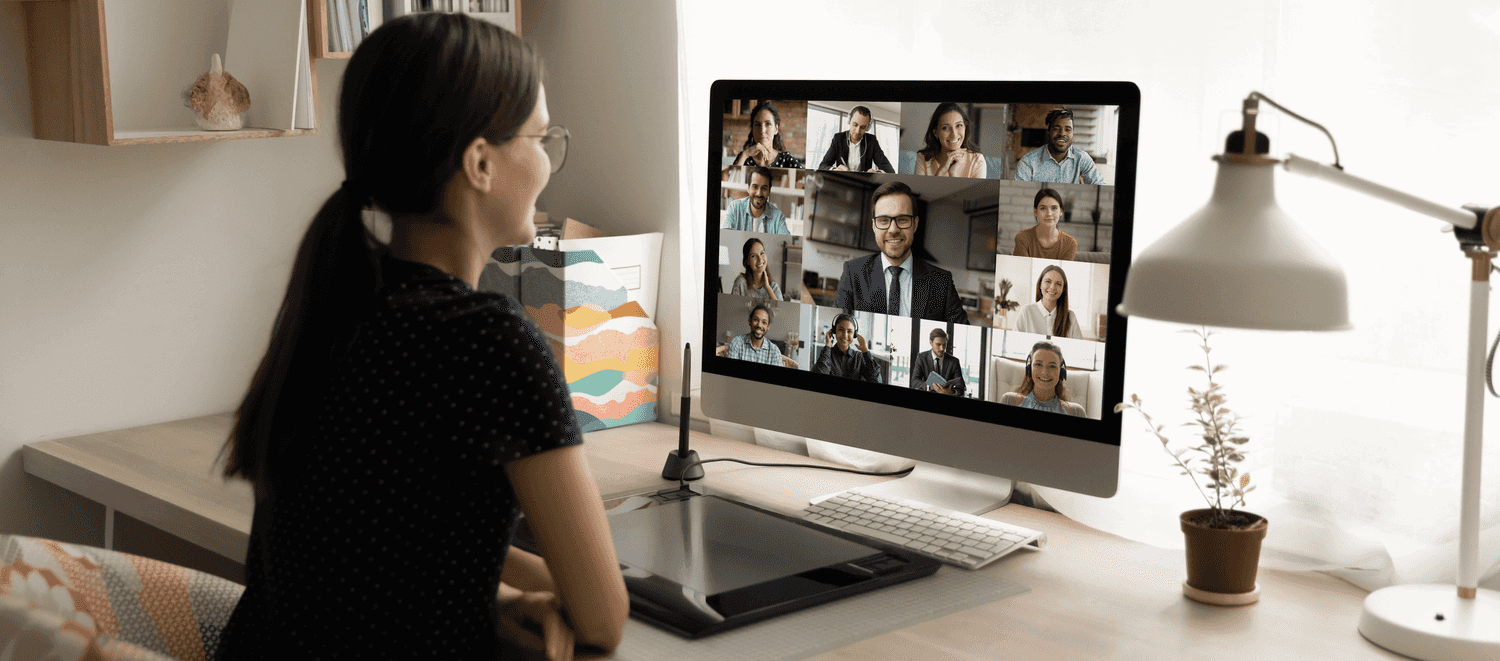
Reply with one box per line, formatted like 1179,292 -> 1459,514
831,312 -> 859,335
826,312 -> 859,346
1024,341 -> 1068,382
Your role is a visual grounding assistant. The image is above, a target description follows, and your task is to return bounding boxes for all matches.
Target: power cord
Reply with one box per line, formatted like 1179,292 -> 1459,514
1489,263 -> 1500,397
677,457 -> 915,488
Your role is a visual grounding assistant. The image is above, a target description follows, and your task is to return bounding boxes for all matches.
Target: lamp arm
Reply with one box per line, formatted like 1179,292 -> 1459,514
1246,92 -> 1342,167
1282,154 -> 1478,230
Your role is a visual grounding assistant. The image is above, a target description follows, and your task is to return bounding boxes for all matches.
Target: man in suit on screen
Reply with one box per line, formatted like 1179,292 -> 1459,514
816,106 -> 895,173
832,181 -> 968,324
909,327 -> 966,395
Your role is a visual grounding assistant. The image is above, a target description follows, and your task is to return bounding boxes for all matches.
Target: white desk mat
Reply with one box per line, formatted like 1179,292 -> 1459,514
613,565 -> 1029,661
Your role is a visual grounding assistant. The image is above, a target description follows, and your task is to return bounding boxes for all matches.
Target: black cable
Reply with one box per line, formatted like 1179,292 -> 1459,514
677,457 -> 915,488
1487,323 -> 1500,398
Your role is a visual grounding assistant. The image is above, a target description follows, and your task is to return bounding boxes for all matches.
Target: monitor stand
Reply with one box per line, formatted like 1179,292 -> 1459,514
828,461 -> 1014,516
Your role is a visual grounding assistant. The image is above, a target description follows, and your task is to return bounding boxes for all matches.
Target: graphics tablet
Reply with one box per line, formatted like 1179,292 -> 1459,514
515,489 -> 940,638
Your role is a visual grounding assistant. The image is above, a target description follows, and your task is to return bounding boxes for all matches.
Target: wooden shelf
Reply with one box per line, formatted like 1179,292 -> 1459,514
15,0 -> 317,146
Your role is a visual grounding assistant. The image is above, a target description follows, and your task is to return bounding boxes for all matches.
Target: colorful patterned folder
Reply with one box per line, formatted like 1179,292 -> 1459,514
480,246 -> 660,432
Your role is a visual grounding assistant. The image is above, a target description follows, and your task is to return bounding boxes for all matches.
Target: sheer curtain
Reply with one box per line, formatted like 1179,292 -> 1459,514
678,0 -> 1500,592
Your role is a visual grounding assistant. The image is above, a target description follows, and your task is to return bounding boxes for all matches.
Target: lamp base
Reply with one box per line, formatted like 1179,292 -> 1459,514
1358,584 -> 1500,661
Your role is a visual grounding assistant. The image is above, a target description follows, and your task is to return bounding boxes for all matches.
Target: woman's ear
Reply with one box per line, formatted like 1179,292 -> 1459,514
459,136 -> 496,194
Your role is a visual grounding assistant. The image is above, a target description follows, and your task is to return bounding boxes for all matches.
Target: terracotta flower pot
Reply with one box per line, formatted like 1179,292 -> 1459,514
1180,508 -> 1268,604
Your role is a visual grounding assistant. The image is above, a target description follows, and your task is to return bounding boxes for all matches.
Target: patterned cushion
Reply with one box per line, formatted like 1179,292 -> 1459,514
0,535 -> 243,661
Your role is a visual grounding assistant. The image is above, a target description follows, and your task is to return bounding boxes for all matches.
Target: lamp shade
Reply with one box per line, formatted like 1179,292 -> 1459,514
1117,159 -> 1351,331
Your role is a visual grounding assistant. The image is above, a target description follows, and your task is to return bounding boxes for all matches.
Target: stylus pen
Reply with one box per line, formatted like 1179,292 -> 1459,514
680,343 -> 691,458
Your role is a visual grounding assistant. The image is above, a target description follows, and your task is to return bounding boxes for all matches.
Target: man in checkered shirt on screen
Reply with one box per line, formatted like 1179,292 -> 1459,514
717,303 -> 795,368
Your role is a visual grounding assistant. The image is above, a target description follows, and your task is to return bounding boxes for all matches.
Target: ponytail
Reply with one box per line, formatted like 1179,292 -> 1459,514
221,13 -> 543,501
220,185 -> 380,501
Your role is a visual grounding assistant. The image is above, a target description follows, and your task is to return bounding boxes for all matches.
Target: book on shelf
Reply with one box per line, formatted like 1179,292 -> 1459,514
226,0 -> 315,131
387,0 -> 516,33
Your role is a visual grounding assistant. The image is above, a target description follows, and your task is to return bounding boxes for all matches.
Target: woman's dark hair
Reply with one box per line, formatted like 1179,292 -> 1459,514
1034,264 -> 1073,337
740,237 -> 765,283
1033,187 -> 1064,209
918,102 -> 975,161
741,101 -> 786,152
219,13 -> 544,501
1015,341 -> 1071,402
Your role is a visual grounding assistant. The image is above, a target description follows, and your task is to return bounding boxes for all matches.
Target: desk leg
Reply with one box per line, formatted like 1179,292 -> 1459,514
104,506 -> 114,550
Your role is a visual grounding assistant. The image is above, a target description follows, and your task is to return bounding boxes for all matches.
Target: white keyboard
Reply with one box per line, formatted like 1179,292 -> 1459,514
801,490 -> 1046,570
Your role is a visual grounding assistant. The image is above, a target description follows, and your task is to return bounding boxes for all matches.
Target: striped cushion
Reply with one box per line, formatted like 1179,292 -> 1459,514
0,535 -> 243,661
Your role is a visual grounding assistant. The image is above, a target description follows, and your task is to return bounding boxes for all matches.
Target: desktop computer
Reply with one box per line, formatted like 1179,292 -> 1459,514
701,80 -> 1138,524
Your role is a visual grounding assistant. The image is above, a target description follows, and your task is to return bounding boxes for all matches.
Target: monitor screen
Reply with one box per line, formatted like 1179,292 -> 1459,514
700,81 -> 1138,499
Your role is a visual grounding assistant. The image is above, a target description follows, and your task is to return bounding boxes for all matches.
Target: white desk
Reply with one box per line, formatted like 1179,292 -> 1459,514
23,415 -> 1402,658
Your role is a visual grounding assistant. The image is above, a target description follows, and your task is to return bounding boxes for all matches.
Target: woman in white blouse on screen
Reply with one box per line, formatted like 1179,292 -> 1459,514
1014,264 -> 1083,339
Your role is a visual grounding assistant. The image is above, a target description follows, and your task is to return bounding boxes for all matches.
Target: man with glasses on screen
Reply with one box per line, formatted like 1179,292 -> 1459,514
832,181 -> 968,324
722,166 -> 790,234
1015,108 -> 1105,185
716,303 -> 797,368
817,106 -> 895,173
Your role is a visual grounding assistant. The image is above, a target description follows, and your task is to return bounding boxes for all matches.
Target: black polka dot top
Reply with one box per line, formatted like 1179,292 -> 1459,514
219,255 -> 582,660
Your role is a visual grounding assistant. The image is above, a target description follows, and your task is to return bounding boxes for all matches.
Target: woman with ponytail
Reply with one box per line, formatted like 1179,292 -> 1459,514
218,14 -> 626,660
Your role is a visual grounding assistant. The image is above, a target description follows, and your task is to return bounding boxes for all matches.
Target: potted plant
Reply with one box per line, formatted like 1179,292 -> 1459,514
993,278 -> 1020,329
1115,328 -> 1267,606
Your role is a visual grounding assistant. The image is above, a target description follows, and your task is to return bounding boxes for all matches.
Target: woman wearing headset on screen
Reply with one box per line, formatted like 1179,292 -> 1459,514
1014,264 -> 1083,339
1000,341 -> 1085,416
1012,188 -> 1077,260
217,14 -> 627,661
729,237 -> 782,301
913,102 -> 987,178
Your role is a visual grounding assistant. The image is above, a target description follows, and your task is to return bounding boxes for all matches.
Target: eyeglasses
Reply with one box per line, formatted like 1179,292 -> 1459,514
516,125 -> 569,173
872,214 -> 916,230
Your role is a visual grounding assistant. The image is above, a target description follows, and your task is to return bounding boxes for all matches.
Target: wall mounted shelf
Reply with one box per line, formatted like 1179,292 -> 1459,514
12,0 -> 319,146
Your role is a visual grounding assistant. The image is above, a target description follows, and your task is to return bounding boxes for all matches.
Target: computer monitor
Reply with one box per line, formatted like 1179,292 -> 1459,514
700,81 -> 1138,513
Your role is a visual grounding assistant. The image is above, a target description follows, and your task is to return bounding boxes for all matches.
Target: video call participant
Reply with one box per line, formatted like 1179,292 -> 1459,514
716,303 -> 797,368
812,312 -> 882,383
1015,108 -> 1105,185
217,14 -> 627,660
731,101 -> 804,169
722,166 -> 790,234
730,237 -> 782,301
914,102 -> 986,178
909,327 -> 966,395
817,106 -> 895,173
1015,264 -> 1083,339
832,181 -> 968,324
1012,188 -> 1077,260
999,341 -> 1085,416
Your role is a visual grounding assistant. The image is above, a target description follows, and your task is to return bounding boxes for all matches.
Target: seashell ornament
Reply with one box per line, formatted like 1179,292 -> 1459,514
184,54 -> 250,131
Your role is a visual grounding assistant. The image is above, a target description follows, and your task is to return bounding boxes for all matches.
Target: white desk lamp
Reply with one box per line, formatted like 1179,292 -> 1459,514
1117,92 -> 1500,660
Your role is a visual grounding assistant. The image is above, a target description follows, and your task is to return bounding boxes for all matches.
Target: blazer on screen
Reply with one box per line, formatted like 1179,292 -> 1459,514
817,131 -> 897,173
831,253 -> 968,324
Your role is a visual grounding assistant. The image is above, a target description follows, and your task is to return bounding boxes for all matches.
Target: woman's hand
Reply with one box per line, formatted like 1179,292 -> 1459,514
496,586 -> 575,661
854,333 -> 869,353
939,149 -> 967,176
825,329 -> 836,347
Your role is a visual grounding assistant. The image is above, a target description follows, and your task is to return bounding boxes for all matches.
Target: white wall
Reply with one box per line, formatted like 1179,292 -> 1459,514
522,0 -> 682,405
0,0 -> 681,554
0,6 -> 343,543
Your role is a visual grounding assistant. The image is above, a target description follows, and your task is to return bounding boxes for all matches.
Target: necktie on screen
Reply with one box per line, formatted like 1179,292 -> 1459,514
887,266 -> 902,316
